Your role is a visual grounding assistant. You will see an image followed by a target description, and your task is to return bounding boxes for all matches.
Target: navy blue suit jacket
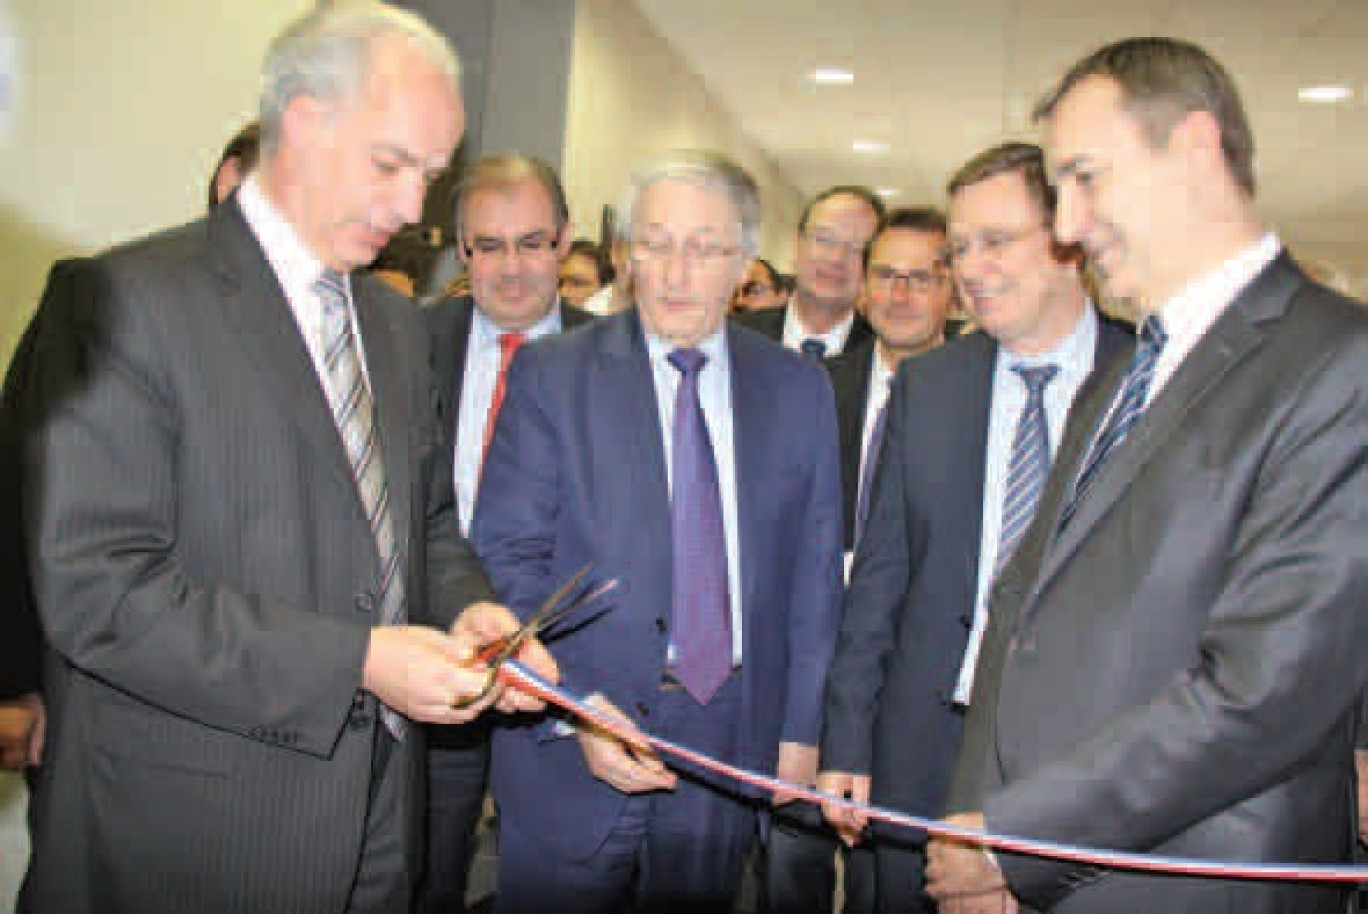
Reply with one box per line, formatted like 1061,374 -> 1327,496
472,309 -> 844,859
820,317 -> 1131,829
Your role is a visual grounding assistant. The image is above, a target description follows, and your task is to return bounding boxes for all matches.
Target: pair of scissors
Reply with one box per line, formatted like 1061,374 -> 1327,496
456,564 -> 614,708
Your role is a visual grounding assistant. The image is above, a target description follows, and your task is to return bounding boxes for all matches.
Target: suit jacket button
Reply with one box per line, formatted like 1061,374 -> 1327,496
957,613 -> 972,630
654,617 -> 667,634
356,592 -> 376,613
635,702 -> 650,718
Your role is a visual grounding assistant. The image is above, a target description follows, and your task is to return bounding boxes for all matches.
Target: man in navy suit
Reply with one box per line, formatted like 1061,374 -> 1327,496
472,150 -> 843,913
765,207 -> 954,914
819,142 -> 1130,913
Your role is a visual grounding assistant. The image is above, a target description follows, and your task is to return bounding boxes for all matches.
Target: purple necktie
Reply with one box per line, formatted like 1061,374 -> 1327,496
668,348 -> 732,705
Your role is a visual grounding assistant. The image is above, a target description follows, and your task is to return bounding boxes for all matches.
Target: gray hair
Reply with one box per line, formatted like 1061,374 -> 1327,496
259,2 -> 461,153
616,150 -> 761,256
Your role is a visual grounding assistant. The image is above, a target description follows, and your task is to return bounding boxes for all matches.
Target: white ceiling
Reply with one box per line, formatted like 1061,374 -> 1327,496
632,0 -> 1368,285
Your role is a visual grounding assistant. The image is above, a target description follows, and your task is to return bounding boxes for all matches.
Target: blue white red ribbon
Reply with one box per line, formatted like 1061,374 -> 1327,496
500,659 -> 1368,884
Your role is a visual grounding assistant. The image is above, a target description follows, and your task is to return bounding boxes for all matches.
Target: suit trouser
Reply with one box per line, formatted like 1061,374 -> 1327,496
495,673 -> 756,913
757,800 -> 877,914
418,725 -> 490,914
346,725 -> 412,914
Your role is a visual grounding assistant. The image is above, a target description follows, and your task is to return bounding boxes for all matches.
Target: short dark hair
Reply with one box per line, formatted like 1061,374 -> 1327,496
1033,37 -> 1255,196
750,257 -> 780,287
566,238 -> 615,286
864,207 -> 947,269
946,142 -> 1055,223
455,153 -> 570,244
207,120 -> 261,210
796,185 -> 887,235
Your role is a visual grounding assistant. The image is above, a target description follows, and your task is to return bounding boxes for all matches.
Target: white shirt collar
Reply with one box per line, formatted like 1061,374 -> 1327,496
782,297 -> 856,354
236,174 -> 331,305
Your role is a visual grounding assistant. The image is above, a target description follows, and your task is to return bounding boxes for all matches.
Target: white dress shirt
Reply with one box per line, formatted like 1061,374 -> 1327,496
955,304 -> 1100,704
237,175 -> 372,390
1148,232 -> 1280,404
454,304 -> 564,535
645,328 -> 744,665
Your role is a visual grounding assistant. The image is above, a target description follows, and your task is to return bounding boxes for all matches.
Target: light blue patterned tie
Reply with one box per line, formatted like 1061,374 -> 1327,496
316,269 -> 407,738
668,348 -> 732,705
996,364 -> 1059,576
1062,315 -> 1168,528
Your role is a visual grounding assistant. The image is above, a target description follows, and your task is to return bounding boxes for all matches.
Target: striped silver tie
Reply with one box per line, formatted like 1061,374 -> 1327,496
316,269 -> 407,739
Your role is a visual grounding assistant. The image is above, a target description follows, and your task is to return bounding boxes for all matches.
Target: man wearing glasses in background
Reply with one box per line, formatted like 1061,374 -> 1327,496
421,153 -> 593,914
472,150 -> 842,913
818,142 -> 1129,913
734,185 -> 883,359
761,206 -> 953,914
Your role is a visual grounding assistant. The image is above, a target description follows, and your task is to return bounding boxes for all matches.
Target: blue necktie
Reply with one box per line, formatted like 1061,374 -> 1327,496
1062,316 -> 1168,527
997,364 -> 1059,576
853,388 -> 889,549
668,348 -> 732,705
800,338 -> 828,361
316,269 -> 407,738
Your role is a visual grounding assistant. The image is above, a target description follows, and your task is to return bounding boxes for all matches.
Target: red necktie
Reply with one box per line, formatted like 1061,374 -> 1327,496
484,331 -> 526,460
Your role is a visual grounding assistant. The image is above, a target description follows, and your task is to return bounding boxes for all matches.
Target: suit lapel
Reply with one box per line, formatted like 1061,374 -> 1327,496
1032,258 -> 1297,598
957,335 -> 997,588
207,203 -> 355,491
727,324 -> 767,641
832,346 -> 874,545
594,313 -> 672,610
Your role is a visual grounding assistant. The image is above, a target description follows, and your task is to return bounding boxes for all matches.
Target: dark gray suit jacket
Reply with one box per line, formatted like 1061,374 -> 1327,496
821,318 -> 1130,828
19,201 -> 493,913
949,254 -> 1368,913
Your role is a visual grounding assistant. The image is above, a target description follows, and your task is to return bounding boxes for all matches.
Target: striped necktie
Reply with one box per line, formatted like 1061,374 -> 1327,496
316,269 -> 407,738
996,364 -> 1059,576
1061,315 -> 1168,528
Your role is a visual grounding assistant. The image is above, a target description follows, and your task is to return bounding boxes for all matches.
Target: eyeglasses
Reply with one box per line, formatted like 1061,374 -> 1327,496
803,227 -> 866,260
943,225 -> 1043,267
630,233 -> 741,269
464,230 -> 561,260
866,265 -> 946,294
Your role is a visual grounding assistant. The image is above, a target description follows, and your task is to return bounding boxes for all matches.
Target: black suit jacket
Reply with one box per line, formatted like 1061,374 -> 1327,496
420,293 -> 591,752
951,254 -> 1368,913
731,302 -> 873,354
20,201 -> 493,913
824,338 -> 877,550
821,314 -> 1131,830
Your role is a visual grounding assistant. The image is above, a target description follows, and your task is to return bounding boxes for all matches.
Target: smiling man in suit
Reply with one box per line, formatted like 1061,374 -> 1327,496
927,38 -> 1368,914
17,6 -> 554,913
420,153 -> 592,914
472,150 -> 843,913
763,206 -> 953,914
734,185 -> 884,359
820,142 -> 1131,914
